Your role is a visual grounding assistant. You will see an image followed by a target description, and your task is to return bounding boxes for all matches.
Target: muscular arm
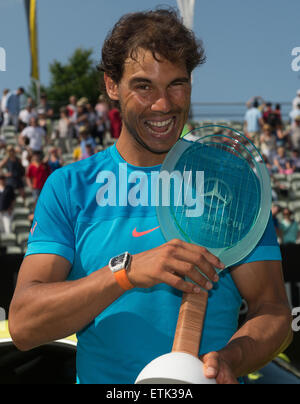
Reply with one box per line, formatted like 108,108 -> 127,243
8,254 -> 125,351
204,260 -> 292,382
9,240 -> 223,352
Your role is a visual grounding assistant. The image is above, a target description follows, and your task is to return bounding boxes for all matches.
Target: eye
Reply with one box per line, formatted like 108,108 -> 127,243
136,84 -> 151,91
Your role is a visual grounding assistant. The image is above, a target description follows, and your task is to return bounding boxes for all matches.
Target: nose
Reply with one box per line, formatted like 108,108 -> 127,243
151,90 -> 172,113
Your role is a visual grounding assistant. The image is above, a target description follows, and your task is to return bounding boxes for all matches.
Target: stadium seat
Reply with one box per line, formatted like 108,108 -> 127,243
273,173 -> 287,182
6,246 -> 22,255
13,208 -> 30,221
24,196 -> 35,211
0,233 -> 17,247
16,232 -> 29,250
12,220 -> 31,235
290,190 -> 300,201
289,173 -> 300,182
2,126 -> 15,135
276,201 -> 288,209
288,201 -> 300,211
14,197 -> 25,209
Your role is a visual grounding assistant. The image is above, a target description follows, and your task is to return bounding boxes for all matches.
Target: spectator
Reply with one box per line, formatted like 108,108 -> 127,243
0,174 -> 15,234
288,115 -> 300,152
289,103 -> 300,127
275,123 -> 290,149
273,146 -> 294,175
66,95 -> 77,122
0,145 -> 25,201
0,89 -> 10,129
20,137 -> 32,169
108,105 -> 122,139
278,208 -> 299,245
244,100 -> 264,147
82,143 -> 95,160
290,149 -> 300,173
86,103 -> 97,137
292,89 -> 300,111
44,147 -> 64,173
271,204 -> 280,235
95,95 -> 110,140
19,116 -> 46,152
5,87 -> 25,130
36,93 -> 53,119
26,151 -> 50,203
78,126 -> 96,160
263,102 -> 280,130
18,104 -> 37,128
274,104 -> 282,126
56,107 -> 74,154
72,138 -> 82,162
260,124 -> 277,162
75,100 -> 89,136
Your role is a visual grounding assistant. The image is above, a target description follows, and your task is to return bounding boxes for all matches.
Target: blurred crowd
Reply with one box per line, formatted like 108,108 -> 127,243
0,86 -> 300,248
0,87 -> 121,240
243,90 -> 300,245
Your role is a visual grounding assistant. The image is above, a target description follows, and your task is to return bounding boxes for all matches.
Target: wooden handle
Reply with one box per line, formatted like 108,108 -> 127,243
172,290 -> 208,357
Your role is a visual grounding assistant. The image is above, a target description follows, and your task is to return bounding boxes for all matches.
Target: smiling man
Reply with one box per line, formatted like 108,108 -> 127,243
9,8 -> 291,385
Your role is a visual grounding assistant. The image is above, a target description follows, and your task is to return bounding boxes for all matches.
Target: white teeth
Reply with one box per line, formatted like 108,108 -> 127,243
146,118 -> 175,136
146,118 -> 173,127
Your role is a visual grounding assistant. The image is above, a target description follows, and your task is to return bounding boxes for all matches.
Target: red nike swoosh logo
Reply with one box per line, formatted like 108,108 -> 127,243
132,226 -> 160,238
30,221 -> 37,236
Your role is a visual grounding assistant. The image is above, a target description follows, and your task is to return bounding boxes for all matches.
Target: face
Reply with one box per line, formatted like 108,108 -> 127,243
105,49 -> 191,163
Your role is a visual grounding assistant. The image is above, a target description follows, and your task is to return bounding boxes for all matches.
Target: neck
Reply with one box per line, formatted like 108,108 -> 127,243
116,133 -> 167,167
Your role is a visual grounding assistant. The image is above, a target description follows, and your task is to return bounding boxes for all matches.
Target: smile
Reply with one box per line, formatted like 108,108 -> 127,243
145,117 -> 175,136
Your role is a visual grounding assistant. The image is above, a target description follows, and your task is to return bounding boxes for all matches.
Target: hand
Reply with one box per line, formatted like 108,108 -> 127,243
202,351 -> 239,385
127,239 -> 225,294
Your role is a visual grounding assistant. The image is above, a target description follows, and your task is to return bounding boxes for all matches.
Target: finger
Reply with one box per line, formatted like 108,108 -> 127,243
174,240 -> 225,270
161,270 -> 207,295
172,246 -> 220,284
167,259 -> 214,291
202,352 -> 219,379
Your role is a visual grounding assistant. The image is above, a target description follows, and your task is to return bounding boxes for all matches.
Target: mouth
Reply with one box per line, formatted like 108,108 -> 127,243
144,117 -> 175,137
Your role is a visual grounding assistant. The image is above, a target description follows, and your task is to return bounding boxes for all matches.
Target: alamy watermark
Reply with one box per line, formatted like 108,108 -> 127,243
291,47 -> 300,72
292,307 -> 300,332
96,164 -> 205,218
0,47 -> 6,72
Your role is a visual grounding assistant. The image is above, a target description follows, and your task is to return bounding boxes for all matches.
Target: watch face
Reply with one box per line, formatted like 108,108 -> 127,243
111,253 -> 127,268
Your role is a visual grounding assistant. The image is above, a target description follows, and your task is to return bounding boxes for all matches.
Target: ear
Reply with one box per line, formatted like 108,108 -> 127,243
104,73 -> 119,101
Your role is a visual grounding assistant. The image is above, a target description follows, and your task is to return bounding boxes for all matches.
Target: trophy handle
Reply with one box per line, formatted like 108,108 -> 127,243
172,290 -> 208,357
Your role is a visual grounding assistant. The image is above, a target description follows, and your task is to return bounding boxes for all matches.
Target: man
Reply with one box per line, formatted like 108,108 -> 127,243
26,150 -> 50,204
289,103 -> 300,128
292,89 -> 300,111
19,116 -> 46,152
288,115 -> 300,153
78,126 -> 96,160
0,89 -> 10,129
244,100 -> 264,147
8,9 -> 291,384
19,103 -> 38,128
5,87 -> 25,130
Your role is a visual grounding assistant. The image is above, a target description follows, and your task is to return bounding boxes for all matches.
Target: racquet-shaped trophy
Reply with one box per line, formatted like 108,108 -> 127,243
135,126 -> 271,384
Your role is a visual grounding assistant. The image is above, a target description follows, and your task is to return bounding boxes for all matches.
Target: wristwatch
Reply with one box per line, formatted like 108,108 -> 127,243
109,252 -> 134,291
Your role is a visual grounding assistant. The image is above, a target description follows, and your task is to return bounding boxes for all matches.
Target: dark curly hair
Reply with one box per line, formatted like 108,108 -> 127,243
98,7 -> 206,89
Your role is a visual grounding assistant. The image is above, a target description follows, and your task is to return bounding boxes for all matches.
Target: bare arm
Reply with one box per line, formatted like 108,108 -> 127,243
8,254 -> 125,351
203,260 -> 292,383
9,239 -> 224,352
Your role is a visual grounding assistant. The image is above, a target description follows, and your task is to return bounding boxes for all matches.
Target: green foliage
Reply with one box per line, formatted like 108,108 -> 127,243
45,48 -> 102,113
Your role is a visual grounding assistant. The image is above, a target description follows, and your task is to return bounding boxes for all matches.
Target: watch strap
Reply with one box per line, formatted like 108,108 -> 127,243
113,268 -> 135,291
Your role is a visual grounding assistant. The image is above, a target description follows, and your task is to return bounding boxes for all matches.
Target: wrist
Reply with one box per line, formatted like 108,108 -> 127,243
218,342 -> 243,377
109,252 -> 135,291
